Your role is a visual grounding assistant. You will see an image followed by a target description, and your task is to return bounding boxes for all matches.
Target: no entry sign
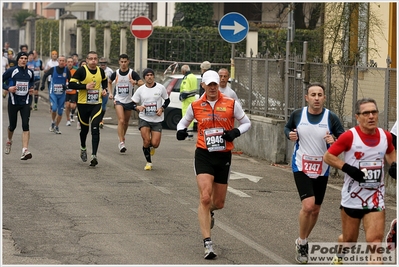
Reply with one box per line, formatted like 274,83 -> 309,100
130,16 -> 153,39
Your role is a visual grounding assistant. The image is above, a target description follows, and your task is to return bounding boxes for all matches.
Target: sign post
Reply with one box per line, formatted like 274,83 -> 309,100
218,12 -> 249,79
130,16 -> 153,74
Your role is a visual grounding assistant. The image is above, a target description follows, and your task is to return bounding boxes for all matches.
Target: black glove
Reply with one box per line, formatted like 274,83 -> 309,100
222,128 -> 241,142
40,86 -> 45,91
389,162 -> 396,179
176,128 -> 188,140
342,163 -> 365,182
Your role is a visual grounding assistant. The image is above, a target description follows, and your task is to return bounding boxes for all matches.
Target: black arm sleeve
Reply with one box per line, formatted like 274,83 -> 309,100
68,67 -> 88,90
162,98 -> 170,109
284,109 -> 301,139
328,111 -> 345,139
131,71 -> 141,81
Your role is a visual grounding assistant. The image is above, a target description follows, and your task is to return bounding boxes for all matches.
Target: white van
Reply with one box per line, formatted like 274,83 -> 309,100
162,74 -> 201,129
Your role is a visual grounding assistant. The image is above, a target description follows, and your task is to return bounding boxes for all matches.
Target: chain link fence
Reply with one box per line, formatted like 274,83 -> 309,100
233,55 -> 396,130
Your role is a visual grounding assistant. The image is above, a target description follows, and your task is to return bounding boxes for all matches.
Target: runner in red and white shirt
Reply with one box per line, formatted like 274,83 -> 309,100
324,98 -> 396,264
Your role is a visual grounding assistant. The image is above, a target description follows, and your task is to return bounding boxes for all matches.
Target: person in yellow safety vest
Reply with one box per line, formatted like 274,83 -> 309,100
179,64 -> 198,140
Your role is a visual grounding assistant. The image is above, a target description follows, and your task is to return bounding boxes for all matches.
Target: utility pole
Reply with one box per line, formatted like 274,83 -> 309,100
284,3 -> 294,121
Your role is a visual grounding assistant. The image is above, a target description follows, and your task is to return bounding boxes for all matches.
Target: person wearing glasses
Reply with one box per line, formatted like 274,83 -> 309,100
324,98 -> 396,264
2,52 -> 35,160
284,82 -> 345,264
68,51 -> 108,167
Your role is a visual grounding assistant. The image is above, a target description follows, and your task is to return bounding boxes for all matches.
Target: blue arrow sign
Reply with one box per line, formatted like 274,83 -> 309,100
218,12 -> 249,43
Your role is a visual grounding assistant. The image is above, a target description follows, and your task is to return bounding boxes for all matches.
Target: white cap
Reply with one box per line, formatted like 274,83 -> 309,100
200,61 -> 211,70
202,70 -> 219,85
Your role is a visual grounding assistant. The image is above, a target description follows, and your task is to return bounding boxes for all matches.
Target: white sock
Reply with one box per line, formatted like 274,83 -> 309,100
22,147 -> 27,153
298,238 -> 308,245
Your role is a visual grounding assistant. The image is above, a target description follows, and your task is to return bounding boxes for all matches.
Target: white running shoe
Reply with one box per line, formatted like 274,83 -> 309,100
5,140 -> 12,154
21,149 -> 32,160
66,121 -> 71,126
295,239 -> 308,264
204,240 -> 217,259
119,142 -> 127,153
77,121 -> 81,130
144,162 -> 152,170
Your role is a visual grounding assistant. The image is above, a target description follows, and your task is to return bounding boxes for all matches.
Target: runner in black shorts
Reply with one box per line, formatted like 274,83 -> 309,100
194,148 -> 231,184
294,172 -> 328,204
108,54 -> 143,153
176,70 -> 251,259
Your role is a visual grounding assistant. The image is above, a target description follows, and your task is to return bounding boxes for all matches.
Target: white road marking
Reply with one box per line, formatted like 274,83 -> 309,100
227,186 -> 251,197
230,171 -> 263,183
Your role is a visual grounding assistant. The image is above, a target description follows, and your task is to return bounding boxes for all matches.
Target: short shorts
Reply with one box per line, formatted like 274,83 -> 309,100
194,148 -> 232,184
138,118 -> 162,132
293,171 -> 328,205
115,101 -> 136,111
65,93 -> 77,103
340,206 -> 383,219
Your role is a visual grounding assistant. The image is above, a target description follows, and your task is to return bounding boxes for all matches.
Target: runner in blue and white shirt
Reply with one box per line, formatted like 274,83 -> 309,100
284,82 -> 344,264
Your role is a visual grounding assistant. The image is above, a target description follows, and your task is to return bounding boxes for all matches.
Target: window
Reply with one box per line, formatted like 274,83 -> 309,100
119,3 -> 149,22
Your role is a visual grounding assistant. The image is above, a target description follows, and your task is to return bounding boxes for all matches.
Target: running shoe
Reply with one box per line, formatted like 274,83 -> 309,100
54,127 -> 61,134
77,121 -> 81,130
49,122 -> 55,132
295,239 -> 308,264
210,211 -> 215,229
386,219 -> 397,251
150,147 -> 155,156
99,121 -> 104,129
5,140 -> 12,154
90,155 -> 98,166
80,148 -> 87,162
70,114 -> 75,122
204,240 -> 217,259
33,104 -> 38,111
331,254 -> 343,265
144,162 -> 152,170
20,149 -> 32,160
66,121 -> 71,126
119,142 -> 127,153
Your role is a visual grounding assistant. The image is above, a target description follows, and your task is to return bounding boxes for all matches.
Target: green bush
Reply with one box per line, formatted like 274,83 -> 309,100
35,19 -> 59,57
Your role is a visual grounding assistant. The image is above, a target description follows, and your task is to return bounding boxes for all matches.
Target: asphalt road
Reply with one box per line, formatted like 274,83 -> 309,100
2,93 -> 397,265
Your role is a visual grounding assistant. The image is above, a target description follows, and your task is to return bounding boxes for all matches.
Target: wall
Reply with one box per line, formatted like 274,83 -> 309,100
233,115 -> 287,164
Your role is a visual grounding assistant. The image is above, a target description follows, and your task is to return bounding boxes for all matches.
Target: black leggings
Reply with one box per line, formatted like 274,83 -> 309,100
8,103 -> 30,132
77,103 -> 102,155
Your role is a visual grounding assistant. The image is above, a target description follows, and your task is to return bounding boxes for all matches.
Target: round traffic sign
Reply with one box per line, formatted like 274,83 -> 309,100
131,16 -> 153,39
218,12 -> 249,43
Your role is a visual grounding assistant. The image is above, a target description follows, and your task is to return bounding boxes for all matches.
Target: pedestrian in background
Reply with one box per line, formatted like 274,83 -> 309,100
2,52 -> 35,160
199,61 -> 211,97
284,82 -> 344,264
131,68 -> 170,170
179,64 -> 197,140
324,98 -> 396,264
176,70 -> 251,259
68,51 -> 108,167
218,68 -> 239,101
